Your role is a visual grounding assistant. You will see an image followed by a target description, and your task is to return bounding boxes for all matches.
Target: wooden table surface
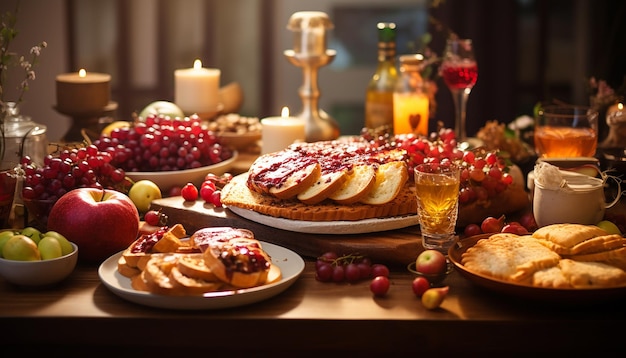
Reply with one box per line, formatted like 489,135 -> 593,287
4,154 -> 626,355
2,253 -> 625,356
3,199 -> 626,356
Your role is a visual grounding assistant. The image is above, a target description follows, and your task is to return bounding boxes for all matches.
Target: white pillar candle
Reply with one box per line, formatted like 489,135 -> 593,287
174,59 -> 220,115
261,107 -> 306,154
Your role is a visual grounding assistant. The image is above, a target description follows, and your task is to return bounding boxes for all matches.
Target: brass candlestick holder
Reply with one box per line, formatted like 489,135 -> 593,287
285,11 -> 340,142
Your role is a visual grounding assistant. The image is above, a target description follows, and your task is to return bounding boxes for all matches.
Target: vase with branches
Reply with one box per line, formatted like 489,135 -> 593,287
0,2 -> 46,228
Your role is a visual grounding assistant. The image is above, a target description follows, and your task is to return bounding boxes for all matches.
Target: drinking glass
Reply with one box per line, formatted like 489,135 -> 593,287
414,162 -> 460,254
534,105 -> 598,158
441,38 -> 478,142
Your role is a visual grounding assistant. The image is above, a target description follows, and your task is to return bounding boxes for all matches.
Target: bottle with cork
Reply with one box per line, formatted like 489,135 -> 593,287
364,22 -> 398,133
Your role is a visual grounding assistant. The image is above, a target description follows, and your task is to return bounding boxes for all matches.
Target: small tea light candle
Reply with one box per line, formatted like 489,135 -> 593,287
261,107 -> 306,154
56,69 -> 111,114
174,59 -> 220,115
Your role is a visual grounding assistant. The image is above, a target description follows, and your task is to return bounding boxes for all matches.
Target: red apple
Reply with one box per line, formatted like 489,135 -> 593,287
47,188 -> 140,263
415,249 -> 447,275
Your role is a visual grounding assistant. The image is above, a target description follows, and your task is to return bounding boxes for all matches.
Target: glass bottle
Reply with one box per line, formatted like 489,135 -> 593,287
364,22 -> 398,132
393,54 -> 429,136
1,102 -> 48,169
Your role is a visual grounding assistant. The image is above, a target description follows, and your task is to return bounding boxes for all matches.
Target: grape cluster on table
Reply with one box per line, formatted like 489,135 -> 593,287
315,252 -> 390,283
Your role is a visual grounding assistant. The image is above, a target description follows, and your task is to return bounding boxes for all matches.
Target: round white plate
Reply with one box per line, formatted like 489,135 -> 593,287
98,241 -> 304,310
228,206 -> 419,234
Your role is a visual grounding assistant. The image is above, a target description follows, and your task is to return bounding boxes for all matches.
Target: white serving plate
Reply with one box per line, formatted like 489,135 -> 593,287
98,241 -> 304,310
228,206 -> 419,234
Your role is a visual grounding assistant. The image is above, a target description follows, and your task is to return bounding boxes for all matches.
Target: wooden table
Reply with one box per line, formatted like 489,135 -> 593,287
3,198 -> 626,356
2,254 -> 625,356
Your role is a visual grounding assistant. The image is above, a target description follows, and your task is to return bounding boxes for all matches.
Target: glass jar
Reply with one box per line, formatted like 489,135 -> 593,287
1,102 -> 48,169
393,54 -> 429,136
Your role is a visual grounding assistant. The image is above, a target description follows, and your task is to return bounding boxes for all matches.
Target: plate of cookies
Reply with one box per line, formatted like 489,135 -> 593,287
449,223 -> 626,303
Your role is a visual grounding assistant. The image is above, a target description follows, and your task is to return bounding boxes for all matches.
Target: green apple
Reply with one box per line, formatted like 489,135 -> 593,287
20,227 -> 42,245
38,236 -> 63,260
139,101 -> 184,119
128,180 -> 162,213
0,230 -> 17,257
596,220 -> 621,235
2,235 -> 41,261
43,231 -> 74,256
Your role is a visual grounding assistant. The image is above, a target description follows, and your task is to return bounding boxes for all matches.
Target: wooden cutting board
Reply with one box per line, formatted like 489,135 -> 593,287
151,196 -> 424,267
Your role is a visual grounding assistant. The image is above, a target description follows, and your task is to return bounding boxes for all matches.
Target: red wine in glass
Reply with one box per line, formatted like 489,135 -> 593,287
441,38 -> 477,141
441,62 -> 478,90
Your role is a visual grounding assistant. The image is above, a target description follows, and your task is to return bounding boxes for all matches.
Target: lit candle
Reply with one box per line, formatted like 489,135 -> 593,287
261,107 -> 306,154
56,69 -> 111,114
607,102 -> 625,125
287,11 -> 333,57
174,59 -> 220,115
393,92 -> 429,136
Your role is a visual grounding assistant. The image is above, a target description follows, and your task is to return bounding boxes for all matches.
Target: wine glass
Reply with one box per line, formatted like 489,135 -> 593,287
440,38 -> 478,142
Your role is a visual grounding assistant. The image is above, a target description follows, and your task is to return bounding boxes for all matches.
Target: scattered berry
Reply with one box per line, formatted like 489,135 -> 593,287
180,183 -> 198,201
370,276 -> 390,297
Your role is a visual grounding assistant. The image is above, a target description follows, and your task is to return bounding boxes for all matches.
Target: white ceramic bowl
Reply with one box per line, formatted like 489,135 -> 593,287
0,242 -> 78,286
125,151 -> 238,191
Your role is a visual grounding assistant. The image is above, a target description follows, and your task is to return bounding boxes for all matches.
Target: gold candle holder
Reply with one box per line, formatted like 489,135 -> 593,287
285,11 -> 340,142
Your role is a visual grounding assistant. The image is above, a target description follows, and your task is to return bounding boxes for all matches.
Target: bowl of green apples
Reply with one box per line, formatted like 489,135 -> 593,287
0,228 -> 78,287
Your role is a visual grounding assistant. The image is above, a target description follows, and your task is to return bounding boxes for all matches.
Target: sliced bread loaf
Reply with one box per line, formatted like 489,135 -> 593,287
360,161 -> 409,205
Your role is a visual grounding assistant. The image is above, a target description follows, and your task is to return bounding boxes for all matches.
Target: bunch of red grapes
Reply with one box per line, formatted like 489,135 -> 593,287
21,145 -> 132,201
315,252 -> 390,283
361,127 -> 514,206
91,114 -> 234,172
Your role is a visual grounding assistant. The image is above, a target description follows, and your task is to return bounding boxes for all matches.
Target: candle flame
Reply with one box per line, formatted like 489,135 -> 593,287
193,59 -> 202,69
79,69 -> 86,77
281,107 -> 290,117
619,103 -> 624,111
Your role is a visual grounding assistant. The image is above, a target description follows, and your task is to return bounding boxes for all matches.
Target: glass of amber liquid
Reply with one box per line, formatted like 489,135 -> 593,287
414,162 -> 460,254
534,105 -> 599,158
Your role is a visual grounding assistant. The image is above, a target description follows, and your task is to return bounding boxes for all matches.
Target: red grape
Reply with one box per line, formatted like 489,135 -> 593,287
332,265 -> 345,282
181,183 -> 198,201
210,190 -> 222,207
412,276 -> 430,297
370,276 -> 390,297
481,215 -> 506,233
144,210 -> 160,226
315,263 -> 333,282
371,264 -> 390,278
463,223 -> 482,237
344,263 -> 361,283
200,185 -> 215,202
144,209 -> 167,226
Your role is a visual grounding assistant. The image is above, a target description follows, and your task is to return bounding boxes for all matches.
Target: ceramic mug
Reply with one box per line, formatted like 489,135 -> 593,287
533,171 -> 621,228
